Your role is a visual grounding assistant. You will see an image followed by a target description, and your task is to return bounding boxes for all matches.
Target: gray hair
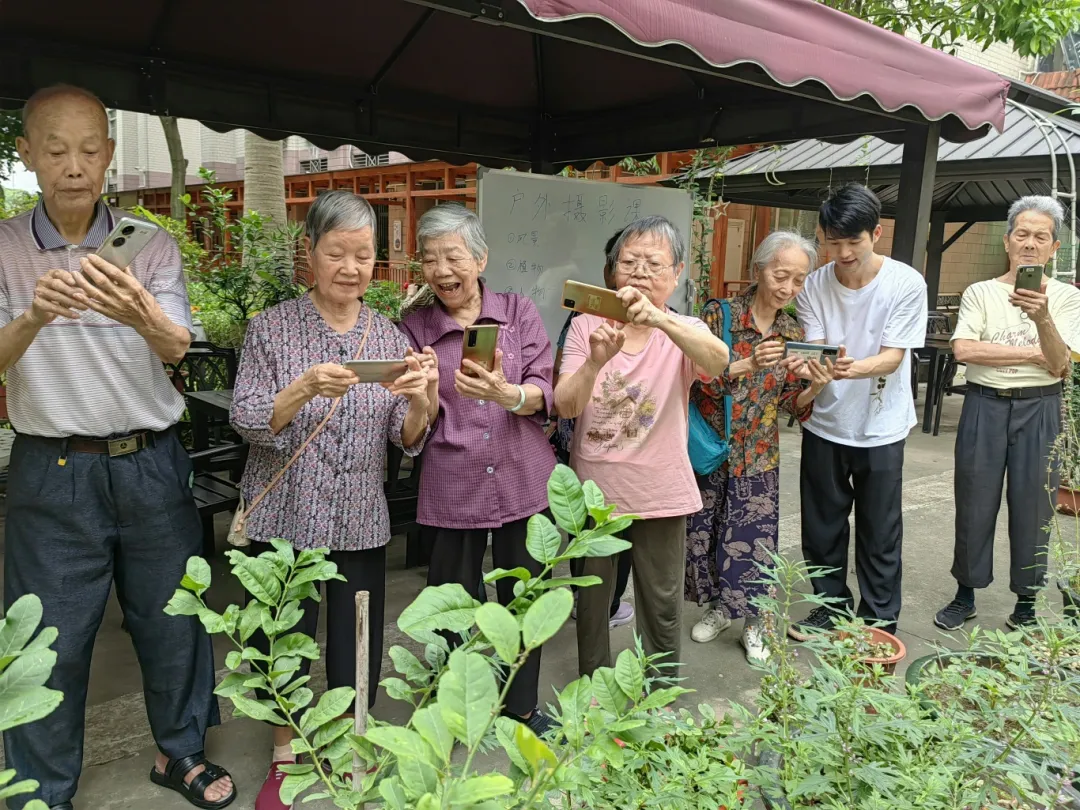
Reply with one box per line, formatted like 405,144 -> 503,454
1007,195 -> 1065,241
305,191 -> 377,251
608,215 -> 686,271
416,203 -> 488,261
750,230 -> 818,279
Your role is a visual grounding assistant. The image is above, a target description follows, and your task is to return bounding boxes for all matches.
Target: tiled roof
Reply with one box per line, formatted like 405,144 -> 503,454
1024,71 -> 1080,100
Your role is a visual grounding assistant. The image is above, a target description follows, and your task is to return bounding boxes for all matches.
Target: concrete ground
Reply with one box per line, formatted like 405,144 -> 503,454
1,389 -> 1073,809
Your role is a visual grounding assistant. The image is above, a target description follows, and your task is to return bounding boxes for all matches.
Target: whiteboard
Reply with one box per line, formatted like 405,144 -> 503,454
476,167 -> 695,345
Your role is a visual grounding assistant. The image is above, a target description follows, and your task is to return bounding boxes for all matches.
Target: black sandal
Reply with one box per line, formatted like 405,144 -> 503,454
150,753 -> 236,809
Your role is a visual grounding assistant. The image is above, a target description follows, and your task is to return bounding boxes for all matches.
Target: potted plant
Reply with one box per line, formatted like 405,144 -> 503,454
832,620 -> 907,676
1047,360 -> 1080,619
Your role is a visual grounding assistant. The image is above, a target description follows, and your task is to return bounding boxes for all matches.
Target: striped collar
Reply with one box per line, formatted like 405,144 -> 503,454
29,198 -> 114,250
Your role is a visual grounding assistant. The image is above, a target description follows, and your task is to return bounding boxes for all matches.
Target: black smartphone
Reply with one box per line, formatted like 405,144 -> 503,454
1015,265 -> 1044,293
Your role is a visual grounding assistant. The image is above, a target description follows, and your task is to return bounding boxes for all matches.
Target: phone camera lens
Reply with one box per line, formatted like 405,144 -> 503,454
468,332 -> 477,347
121,225 -> 135,236
112,237 -> 126,248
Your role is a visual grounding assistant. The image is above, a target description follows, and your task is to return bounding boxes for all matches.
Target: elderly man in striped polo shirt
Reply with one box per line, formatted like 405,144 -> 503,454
0,86 -> 235,809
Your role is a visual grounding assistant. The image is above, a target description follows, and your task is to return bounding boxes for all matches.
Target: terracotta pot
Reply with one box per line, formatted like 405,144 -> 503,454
837,626 -> 907,675
1056,485 -> 1080,516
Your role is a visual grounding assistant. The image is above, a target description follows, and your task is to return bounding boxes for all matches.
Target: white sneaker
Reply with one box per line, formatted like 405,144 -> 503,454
691,608 -> 731,643
741,621 -> 771,664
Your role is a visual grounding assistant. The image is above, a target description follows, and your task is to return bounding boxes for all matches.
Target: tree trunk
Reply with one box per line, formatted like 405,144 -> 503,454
158,116 -> 188,222
243,132 -> 287,227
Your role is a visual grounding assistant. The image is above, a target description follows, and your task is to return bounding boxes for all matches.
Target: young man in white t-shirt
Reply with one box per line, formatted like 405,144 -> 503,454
934,196 -> 1079,632
791,184 -> 927,638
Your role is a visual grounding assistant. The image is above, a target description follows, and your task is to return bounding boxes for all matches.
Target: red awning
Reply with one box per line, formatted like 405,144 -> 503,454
0,0 -> 1009,166
521,0 -> 1008,134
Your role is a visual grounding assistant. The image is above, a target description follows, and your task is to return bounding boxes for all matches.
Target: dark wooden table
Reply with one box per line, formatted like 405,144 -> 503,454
185,389 -> 235,450
914,334 -> 955,434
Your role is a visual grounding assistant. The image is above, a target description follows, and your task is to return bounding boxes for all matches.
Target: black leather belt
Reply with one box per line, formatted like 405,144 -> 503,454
969,382 -> 1062,399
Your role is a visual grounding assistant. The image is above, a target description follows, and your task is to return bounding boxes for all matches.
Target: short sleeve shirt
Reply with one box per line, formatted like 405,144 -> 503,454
952,277 -> 1080,389
0,201 -> 192,437
795,258 -> 927,448
560,312 -> 706,519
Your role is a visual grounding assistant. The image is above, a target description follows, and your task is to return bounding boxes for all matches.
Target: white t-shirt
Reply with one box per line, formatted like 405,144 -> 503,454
952,277 -> 1080,389
795,258 -> 928,448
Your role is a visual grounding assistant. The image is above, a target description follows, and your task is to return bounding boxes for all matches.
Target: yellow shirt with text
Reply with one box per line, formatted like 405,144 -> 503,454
952,277 -> 1080,389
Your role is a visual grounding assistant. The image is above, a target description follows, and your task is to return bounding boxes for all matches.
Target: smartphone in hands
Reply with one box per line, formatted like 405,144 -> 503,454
461,324 -> 499,375
94,217 -> 159,269
1014,265 -> 1044,293
561,280 -> 629,323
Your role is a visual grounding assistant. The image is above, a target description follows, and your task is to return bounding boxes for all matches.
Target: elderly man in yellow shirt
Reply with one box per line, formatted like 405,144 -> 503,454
935,195 -> 1080,632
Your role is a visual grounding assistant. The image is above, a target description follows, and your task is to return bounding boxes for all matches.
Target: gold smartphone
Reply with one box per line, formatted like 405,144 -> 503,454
1015,265 -> 1044,292
461,324 -> 499,375
343,359 -> 408,383
561,280 -> 629,323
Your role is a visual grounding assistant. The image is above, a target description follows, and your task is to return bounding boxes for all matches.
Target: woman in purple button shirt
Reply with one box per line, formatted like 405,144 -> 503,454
399,204 -> 558,734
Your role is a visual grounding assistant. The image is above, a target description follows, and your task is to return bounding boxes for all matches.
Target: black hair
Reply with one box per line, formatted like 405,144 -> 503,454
818,183 -> 881,240
604,226 -> 626,266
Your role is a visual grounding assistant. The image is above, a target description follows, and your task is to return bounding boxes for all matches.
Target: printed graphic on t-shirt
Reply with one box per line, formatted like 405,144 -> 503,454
989,316 -> 1037,376
584,370 -> 658,451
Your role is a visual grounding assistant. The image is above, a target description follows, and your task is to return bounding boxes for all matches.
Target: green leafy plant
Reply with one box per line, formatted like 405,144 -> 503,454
0,188 -> 37,220
821,0 -> 1080,57
183,168 -> 306,347
130,204 -> 207,277
730,556 -> 1077,809
364,280 -> 406,322
676,147 -> 735,312
0,594 -> 65,810
167,465 -> 746,809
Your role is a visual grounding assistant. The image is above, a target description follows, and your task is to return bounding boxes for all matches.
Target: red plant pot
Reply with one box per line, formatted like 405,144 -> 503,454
837,626 -> 907,675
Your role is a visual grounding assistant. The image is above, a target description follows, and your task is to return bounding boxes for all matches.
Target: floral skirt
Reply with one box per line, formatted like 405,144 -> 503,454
684,465 -> 780,618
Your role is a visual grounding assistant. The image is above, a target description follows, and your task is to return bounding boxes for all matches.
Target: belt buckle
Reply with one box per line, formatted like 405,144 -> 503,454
107,436 -> 140,457
995,388 -> 1014,398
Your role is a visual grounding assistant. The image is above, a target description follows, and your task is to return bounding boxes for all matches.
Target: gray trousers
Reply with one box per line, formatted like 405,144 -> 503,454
576,515 -> 686,678
953,385 -> 1060,597
3,430 -> 219,808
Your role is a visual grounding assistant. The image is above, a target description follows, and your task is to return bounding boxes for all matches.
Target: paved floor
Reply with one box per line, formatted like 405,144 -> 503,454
0,390 -> 1072,809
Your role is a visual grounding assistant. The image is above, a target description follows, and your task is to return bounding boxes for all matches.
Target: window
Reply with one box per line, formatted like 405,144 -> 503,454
351,151 -> 391,169
300,158 -> 328,174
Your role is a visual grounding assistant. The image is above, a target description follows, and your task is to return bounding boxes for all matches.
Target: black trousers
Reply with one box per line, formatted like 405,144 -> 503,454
426,515 -> 544,716
3,431 -> 219,808
249,542 -> 386,711
800,430 -> 905,625
571,550 -> 632,617
953,387 -> 1059,596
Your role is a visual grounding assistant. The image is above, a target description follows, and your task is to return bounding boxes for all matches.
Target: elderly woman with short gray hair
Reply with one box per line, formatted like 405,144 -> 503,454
398,203 -> 558,734
685,230 -> 833,664
230,190 -> 432,810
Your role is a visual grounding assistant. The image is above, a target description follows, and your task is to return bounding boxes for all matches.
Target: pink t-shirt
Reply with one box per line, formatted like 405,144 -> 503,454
561,313 -> 707,519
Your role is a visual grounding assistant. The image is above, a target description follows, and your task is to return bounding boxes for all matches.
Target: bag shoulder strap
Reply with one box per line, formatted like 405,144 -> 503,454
719,299 -> 733,442
239,306 -> 374,523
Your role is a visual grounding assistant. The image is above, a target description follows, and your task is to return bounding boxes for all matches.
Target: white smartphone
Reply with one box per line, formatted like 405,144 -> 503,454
343,359 -> 408,383
783,341 -> 841,365
94,217 -> 159,268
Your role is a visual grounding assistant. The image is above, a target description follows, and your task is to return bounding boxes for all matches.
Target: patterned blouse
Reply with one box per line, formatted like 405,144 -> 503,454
230,294 -> 426,551
690,286 -> 811,478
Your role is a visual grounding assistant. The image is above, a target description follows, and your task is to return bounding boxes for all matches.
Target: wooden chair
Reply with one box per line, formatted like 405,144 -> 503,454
189,442 -> 249,559
933,355 -> 967,437
168,342 -> 240,455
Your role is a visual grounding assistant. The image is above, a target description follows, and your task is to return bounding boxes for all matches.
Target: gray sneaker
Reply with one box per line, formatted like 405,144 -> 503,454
609,601 -> 635,628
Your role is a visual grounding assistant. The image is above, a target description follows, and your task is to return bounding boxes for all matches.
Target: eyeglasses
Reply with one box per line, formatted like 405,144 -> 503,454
616,259 -> 673,278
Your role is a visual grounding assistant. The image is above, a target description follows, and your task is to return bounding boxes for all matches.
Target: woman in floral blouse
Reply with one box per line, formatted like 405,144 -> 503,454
685,231 -> 833,664
230,191 -> 432,810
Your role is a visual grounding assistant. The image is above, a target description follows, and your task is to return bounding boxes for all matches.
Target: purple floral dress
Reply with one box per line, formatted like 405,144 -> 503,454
230,294 -> 426,551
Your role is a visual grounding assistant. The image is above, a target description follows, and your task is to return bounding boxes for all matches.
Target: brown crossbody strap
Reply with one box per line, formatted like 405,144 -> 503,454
239,306 -> 374,524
